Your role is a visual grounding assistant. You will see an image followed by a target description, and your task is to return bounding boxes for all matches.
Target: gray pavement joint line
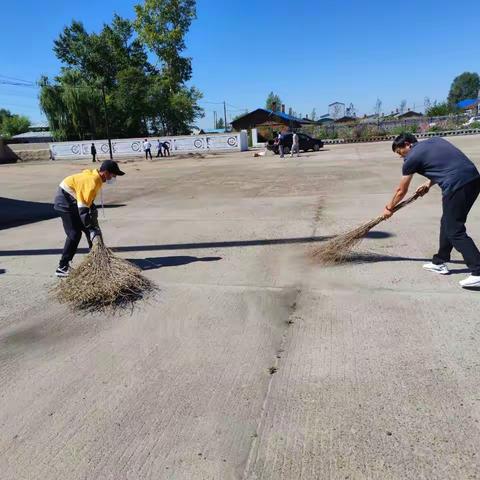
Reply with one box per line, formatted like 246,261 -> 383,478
242,189 -> 324,478
241,287 -> 302,480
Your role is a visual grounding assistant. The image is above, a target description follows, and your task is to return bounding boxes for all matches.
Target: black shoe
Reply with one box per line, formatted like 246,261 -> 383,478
55,265 -> 69,278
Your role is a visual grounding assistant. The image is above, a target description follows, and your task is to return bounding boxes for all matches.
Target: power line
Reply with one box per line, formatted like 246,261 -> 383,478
0,74 -> 36,83
0,80 -> 37,88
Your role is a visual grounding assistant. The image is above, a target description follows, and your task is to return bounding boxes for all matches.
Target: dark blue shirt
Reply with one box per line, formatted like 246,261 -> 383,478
402,137 -> 480,195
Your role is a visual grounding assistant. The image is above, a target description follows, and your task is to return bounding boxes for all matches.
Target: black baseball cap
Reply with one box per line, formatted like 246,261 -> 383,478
99,160 -> 125,176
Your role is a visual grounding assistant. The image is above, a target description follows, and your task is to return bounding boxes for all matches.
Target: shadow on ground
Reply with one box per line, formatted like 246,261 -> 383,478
0,230 -> 395,258
129,256 -> 222,270
0,235 -> 335,256
342,251 -> 468,272
365,231 -> 394,239
0,198 -> 126,230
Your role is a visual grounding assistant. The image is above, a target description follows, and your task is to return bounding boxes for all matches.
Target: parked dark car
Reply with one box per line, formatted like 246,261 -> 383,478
268,133 -> 324,154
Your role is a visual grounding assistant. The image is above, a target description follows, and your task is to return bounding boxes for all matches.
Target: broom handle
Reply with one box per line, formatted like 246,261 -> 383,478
391,192 -> 421,213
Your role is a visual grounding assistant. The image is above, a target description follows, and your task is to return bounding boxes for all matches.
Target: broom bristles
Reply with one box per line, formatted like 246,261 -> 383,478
53,238 -> 156,311
310,192 -> 421,264
310,215 -> 385,264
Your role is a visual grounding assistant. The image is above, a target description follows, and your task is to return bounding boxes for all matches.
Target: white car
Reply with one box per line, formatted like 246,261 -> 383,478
463,115 -> 480,126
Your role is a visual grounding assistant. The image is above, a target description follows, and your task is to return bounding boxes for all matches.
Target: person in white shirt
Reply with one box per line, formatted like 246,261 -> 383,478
290,132 -> 300,157
143,139 -> 152,159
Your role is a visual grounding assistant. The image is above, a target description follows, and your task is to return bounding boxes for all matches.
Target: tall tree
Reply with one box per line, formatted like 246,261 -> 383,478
310,108 -> 317,121
216,117 -> 225,129
266,92 -> 282,111
374,98 -> 382,116
41,16 -> 152,140
399,99 -> 407,114
134,0 -> 203,134
134,0 -> 196,88
447,72 -> 480,106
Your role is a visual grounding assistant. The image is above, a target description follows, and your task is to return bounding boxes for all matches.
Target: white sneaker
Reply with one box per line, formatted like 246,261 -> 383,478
55,265 -> 69,278
422,262 -> 449,275
459,275 -> 480,288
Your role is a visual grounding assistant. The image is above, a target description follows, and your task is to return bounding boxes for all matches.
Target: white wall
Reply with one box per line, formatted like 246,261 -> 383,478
50,132 -> 248,159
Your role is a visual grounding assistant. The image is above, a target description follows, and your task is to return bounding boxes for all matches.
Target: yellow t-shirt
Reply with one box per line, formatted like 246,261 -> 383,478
60,169 -> 103,208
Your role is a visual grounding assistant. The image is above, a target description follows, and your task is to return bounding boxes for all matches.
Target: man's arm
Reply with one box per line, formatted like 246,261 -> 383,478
383,175 -> 413,218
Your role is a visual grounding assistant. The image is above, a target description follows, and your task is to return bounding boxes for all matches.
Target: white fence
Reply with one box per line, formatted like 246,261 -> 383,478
50,132 -> 248,159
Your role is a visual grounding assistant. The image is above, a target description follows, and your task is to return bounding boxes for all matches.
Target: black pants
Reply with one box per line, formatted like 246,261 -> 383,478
145,148 -> 152,159
92,154 -> 96,162
156,148 -> 163,158
59,211 -> 91,268
433,178 -> 480,275
163,147 -> 170,156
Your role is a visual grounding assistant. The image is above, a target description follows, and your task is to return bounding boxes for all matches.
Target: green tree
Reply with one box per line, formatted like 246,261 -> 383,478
310,108 -> 317,121
0,109 -> 30,138
39,71 -> 103,140
134,0 -> 196,88
0,112 -> 30,138
266,92 -> 282,111
134,0 -> 203,134
448,72 -> 480,106
216,117 -> 225,129
426,101 -> 452,117
42,16 -> 151,140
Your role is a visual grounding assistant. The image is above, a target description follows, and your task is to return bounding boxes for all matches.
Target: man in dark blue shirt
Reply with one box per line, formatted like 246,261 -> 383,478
384,133 -> 480,288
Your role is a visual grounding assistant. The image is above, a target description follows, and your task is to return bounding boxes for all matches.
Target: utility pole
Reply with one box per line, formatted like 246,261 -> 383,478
223,101 -> 228,133
101,84 -> 113,159
214,111 -> 217,129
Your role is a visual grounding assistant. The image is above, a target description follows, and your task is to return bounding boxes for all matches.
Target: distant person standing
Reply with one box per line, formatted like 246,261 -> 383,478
162,141 -> 170,157
278,129 -> 287,158
156,139 -> 163,158
290,132 -> 300,157
143,139 -> 152,160
91,143 -> 97,163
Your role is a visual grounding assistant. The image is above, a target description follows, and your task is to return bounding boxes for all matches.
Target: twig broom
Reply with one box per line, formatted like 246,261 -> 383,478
53,233 -> 156,312
310,192 -> 421,264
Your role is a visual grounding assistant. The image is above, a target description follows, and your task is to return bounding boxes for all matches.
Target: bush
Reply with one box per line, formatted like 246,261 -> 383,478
426,101 -> 456,116
391,124 -> 418,136
468,121 -> 480,129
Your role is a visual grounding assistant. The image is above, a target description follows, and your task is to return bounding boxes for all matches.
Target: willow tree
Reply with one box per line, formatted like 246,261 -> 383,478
39,73 -> 102,140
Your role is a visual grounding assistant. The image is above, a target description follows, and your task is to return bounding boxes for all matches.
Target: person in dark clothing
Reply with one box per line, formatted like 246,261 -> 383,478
162,141 -> 170,156
53,160 -> 125,277
91,143 -> 97,163
384,133 -> 480,288
156,139 -> 164,158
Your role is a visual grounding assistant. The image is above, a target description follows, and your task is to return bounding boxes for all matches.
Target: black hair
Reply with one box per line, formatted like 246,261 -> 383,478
392,133 -> 418,152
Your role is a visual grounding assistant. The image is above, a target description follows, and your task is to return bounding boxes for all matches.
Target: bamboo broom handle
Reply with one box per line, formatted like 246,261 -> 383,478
391,192 -> 421,213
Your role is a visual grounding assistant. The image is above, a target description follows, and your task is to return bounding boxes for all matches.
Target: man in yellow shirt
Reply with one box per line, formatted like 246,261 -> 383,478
53,160 -> 125,277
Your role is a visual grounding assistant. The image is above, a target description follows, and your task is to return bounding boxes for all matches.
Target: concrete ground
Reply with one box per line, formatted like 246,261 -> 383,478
1,137 -> 480,480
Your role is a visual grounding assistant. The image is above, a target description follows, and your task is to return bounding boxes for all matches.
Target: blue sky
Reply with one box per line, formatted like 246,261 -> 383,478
1,0 -> 478,128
